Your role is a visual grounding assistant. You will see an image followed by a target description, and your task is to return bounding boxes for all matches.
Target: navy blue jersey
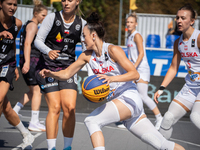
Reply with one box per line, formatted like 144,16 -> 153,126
20,20 -> 41,58
0,17 -> 18,66
41,12 -> 82,71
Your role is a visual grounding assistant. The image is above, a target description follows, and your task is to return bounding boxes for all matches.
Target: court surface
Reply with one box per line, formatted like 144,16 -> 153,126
0,110 -> 200,150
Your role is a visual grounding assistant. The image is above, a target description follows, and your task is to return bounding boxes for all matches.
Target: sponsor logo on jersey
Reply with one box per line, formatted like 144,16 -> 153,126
104,52 -> 108,61
92,66 -> 115,74
64,30 -> 69,34
191,39 -> 195,47
92,58 -> 96,61
64,38 -> 74,43
181,52 -> 198,57
47,77 -> 54,82
75,24 -> 81,31
67,78 -> 73,83
56,20 -> 61,26
15,25 -> 18,31
41,83 -> 58,89
184,45 -> 188,50
56,32 -> 63,42
93,87 -> 109,95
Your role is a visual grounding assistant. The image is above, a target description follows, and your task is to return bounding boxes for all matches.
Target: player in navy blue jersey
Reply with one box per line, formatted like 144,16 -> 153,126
0,0 -> 34,149
13,0 -> 47,132
34,0 -> 86,149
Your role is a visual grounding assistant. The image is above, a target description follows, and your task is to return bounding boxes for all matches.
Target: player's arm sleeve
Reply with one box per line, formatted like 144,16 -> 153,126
34,13 -> 55,55
80,18 -> 87,52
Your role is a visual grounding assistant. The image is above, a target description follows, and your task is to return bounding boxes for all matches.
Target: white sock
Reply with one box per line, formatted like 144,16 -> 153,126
15,121 -> 28,134
13,102 -> 24,114
30,110 -> 39,123
64,137 -> 73,149
94,147 -> 105,150
47,139 -> 56,150
155,113 -> 162,120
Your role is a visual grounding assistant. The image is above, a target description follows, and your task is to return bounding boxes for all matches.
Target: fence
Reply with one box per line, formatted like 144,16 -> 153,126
125,13 -> 200,48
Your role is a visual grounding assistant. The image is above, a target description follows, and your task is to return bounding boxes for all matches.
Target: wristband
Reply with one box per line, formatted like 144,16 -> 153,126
159,85 -> 165,90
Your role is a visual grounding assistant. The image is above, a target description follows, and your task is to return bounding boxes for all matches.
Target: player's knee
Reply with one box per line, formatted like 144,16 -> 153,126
161,111 -> 174,129
141,133 -> 174,150
84,116 -> 102,136
190,112 -> 200,129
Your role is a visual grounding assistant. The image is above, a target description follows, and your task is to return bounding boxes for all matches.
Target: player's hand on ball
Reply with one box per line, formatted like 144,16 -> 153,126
97,74 -> 112,85
39,69 -> 51,78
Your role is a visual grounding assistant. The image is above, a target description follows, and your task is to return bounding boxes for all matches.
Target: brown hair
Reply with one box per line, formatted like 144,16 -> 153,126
178,3 -> 197,20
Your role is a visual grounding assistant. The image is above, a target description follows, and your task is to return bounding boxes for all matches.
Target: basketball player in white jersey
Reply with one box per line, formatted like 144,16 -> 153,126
39,12 -> 185,150
154,4 -> 200,140
126,12 -> 163,130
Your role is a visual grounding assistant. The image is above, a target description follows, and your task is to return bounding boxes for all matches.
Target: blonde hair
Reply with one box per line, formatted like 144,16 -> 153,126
127,12 -> 138,22
75,0 -> 84,17
33,0 -> 47,15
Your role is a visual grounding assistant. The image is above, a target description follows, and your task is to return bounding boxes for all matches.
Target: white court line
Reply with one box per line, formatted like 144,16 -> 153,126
170,138 -> 200,147
76,122 -> 200,147
11,133 -> 42,150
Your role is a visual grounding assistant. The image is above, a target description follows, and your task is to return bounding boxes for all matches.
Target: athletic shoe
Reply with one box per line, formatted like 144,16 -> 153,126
115,122 -> 126,129
155,117 -> 163,130
21,132 -> 35,149
28,121 -> 46,132
63,146 -> 72,150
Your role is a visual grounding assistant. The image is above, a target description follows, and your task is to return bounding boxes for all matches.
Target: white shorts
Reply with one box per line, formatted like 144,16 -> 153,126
174,83 -> 200,104
114,87 -> 144,119
137,67 -> 150,82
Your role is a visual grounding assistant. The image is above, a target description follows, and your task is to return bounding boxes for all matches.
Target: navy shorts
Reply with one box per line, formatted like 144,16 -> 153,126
20,57 -> 39,86
36,71 -> 77,93
0,62 -> 16,90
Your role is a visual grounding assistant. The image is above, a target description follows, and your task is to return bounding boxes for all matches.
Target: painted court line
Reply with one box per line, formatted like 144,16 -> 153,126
170,138 -> 200,147
11,133 -> 42,150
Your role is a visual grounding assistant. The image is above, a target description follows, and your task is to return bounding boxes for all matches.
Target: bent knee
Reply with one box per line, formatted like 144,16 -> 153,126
84,116 -> 102,136
141,133 -> 175,150
161,111 -> 174,129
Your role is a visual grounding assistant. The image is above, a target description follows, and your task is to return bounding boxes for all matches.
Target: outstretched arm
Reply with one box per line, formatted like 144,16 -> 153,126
40,51 -> 90,80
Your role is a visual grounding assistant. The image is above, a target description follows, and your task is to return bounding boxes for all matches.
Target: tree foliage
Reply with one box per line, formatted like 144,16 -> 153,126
18,0 -> 200,45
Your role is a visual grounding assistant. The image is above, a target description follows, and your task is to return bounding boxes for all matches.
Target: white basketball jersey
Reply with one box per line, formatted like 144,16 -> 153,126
127,30 -> 149,70
178,29 -> 200,88
89,42 -> 136,100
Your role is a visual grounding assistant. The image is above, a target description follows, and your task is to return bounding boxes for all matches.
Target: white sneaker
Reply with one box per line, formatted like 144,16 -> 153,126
21,132 -> 35,149
155,117 -> 163,130
117,124 -> 126,129
28,121 -> 46,132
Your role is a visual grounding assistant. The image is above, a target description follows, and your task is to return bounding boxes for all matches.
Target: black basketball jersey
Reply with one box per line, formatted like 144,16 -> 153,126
20,20 -> 41,58
42,12 -> 82,70
0,17 -> 18,66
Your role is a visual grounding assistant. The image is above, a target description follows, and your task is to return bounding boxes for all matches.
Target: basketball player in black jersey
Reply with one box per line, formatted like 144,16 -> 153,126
13,0 -> 47,132
0,0 -> 34,149
34,0 -> 86,149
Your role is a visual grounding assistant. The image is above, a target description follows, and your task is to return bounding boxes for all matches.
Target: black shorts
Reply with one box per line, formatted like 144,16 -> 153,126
36,71 -> 77,93
20,57 -> 39,86
0,62 -> 16,86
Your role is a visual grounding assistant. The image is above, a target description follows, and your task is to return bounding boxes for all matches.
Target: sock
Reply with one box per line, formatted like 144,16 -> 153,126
15,121 -> 28,134
13,102 -> 24,114
94,147 -> 105,150
155,113 -> 162,120
47,139 -> 56,150
64,137 -> 73,149
30,110 -> 39,123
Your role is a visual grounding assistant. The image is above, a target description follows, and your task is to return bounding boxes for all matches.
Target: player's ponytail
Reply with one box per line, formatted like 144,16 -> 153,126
86,12 -> 105,40
33,0 -> 47,16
